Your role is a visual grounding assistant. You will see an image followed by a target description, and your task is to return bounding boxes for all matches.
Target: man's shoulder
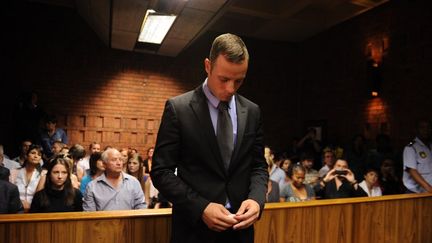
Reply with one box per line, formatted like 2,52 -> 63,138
4,158 -> 21,169
0,179 -> 18,191
123,173 -> 141,186
236,94 -> 259,109
87,174 -> 104,187
169,87 -> 198,103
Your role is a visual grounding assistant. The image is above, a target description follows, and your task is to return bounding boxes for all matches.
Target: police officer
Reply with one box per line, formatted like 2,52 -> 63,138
403,119 -> 432,193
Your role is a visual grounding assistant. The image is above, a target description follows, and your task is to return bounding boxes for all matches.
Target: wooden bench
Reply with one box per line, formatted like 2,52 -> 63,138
1,193 -> 431,243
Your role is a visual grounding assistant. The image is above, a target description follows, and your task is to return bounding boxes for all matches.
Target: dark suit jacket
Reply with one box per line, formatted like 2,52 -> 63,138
151,85 -> 269,243
0,180 -> 24,214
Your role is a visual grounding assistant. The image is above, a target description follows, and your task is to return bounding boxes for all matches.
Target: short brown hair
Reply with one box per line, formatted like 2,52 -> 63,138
209,33 -> 249,65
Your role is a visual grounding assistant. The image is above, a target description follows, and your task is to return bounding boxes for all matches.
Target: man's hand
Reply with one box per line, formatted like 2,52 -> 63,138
202,203 -> 238,232
233,199 -> 260,230
322,168 -> 337,183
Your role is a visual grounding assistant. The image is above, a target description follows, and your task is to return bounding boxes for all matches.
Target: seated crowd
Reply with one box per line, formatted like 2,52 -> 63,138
265,118 -> 432,202
0,139 -> 165,214
0,119 -> 431,214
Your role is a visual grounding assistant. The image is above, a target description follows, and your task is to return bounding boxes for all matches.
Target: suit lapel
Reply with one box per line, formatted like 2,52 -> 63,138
229,95 -> 247,172
189,86 -> 227,176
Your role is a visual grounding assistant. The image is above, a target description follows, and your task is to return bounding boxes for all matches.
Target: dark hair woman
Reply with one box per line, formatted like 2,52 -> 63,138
10,144 -> 43,212
29,156 -> 82,213
80,152 -> 104,195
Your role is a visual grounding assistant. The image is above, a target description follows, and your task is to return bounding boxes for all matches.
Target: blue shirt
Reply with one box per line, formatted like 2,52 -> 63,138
403,137 -> 432,193
83,172 -> 146,211
202,79 -> 237,145
80,174 -> 92,195
40,128 -> 68,156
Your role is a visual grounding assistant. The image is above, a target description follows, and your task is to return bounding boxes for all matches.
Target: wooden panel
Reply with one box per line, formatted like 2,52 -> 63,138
1,195 -> 431,243
255,204 -> 354,243
6,222 -> 51,243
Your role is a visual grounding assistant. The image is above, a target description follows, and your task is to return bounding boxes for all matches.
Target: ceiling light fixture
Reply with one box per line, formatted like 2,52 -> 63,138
138,9 -> 177,44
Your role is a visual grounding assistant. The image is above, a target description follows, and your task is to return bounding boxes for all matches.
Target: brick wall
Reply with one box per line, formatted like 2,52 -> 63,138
295,0 -> 432,151
1,1 -> 431,157
1,3 -> 201,155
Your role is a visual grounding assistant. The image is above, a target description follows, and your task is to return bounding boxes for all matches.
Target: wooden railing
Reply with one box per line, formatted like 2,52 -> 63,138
1,193 -> 431,243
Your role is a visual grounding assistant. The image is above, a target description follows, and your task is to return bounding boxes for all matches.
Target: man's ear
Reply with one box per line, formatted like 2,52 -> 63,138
204,58 -> 211,75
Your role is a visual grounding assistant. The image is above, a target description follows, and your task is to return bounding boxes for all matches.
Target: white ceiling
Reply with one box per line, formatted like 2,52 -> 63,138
28,0 -> 389,57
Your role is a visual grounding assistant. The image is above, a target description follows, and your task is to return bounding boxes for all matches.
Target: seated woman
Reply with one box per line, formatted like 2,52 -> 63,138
36,153 -> 80,192
30,156 -> 82,213
126,154 -> 150,205
280,163 -> 315,202
317,159 -> 367,199
280,157 -> 292,174
358,167 -> 382,197
10,144 -> 44,212
80,152 -> 104,195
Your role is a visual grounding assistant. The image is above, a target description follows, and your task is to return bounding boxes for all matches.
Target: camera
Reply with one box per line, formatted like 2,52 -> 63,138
334,170 -> 348,176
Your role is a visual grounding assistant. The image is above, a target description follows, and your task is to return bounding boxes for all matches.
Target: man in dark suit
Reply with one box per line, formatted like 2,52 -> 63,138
151,33 -> 269,243
0,166 -> 24,213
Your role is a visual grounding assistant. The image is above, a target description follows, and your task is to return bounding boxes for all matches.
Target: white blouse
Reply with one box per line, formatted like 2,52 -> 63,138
10,168 -> 41,204
359,180 -> 382,197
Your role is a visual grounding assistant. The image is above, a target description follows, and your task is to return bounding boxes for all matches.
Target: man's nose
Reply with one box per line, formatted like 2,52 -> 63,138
225,81 -> 235,93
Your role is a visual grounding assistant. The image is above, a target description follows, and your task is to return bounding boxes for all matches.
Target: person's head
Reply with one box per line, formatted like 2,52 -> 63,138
363,168 -> 379,186
51,141 -> 65,156
380,158 -> 396,178
300,153 -> 314,170
130,148 -> 138,156
89,142 -> 101,155
89,152 -> 104,176
147,147 -> 154,159
101,148 -> 123,174
352,134 -> 366,149
0,144 -> 5,162
60,146 -> 69,154
264,146 -> 275,167
46,156 -> 72,190
0,166 -> 10,181
416,119 -> 431,141
334,159 -> 349,170
44,115 -> 58,131
119,148 -> 129,163
20,139 -> 32,155
205,33 -> 249,102
287,163 -> 306,188
40,154 -> 75,207
322,148 -> 335,167
280,158 -> 292,172
23,144 -> 43,168
127,154 -> 144,183
306,127 -> 317,138
68,144 -> 86,162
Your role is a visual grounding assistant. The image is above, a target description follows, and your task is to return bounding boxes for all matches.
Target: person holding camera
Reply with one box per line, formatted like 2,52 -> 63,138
316,159 -> 367,199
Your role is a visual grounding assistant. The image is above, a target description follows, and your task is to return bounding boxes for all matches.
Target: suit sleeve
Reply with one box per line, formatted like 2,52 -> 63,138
10,184 -> 24,213
246,107 -> 269,212
151,100 -> 210,225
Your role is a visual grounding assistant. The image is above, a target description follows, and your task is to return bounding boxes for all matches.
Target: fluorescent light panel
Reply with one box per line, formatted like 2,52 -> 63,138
138,9 -> 176,44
